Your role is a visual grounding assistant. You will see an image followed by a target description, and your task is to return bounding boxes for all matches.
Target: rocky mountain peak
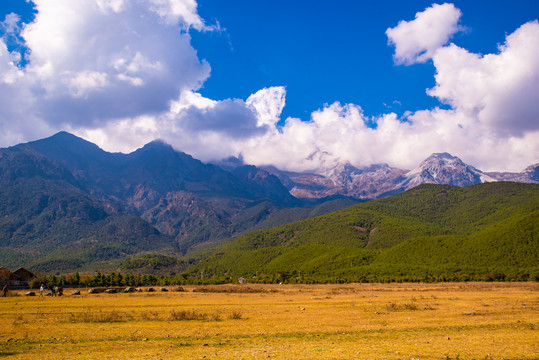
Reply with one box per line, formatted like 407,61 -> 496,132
419,152 -> 464,167
141,139 -> 173,150
320,161 -> 361,186
400,153 -> 497,189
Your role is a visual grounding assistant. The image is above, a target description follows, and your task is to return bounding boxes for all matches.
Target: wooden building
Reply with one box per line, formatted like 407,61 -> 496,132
0,266 -> 35,287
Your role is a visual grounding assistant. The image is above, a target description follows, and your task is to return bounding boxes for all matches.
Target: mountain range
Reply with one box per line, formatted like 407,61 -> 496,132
0,132 -> 355,270
0,131 -> 537,271
258,152 -> 537,200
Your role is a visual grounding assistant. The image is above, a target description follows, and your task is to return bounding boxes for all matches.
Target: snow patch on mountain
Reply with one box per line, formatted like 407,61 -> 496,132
398,153 -> 498,190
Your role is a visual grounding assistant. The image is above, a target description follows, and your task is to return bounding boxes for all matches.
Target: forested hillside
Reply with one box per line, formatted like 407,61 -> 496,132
187,182 -> 539,282
0,133 -> 358,271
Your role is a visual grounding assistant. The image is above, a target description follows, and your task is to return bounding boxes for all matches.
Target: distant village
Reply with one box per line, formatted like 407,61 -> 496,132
0,266 -> 35,288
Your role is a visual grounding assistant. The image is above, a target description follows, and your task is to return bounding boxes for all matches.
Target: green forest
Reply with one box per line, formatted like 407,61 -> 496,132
5,182 -> 539,284
182,182 -> 539,283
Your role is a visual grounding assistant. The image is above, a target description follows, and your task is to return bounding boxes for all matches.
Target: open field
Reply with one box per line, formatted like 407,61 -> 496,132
0,282 -> 537,359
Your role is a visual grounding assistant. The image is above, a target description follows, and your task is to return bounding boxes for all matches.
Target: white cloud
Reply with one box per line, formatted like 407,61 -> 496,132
232,5 -> 536,173
0,1 -> 537,174
386,3 -> 462,65
246,86 -> 286,127
0,39 -> 22,83
428,21 -> 539,136
1,13 -> 22,35
236,18 -> 539,173
3,0 -> 210,130
78,87 -> 285,158
66,71 -> 109,97
146,0 -> 205,29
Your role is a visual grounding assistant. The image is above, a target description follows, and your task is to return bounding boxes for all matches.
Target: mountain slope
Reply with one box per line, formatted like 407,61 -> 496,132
486,163 -> 539,183
22,133 -> 307,253
0,145 -> 174,271
1,133 -> 357,269
27,132 -> 296,210
3,132 -> 537,274
264,163 -> 407,200
188,182 -> 539,281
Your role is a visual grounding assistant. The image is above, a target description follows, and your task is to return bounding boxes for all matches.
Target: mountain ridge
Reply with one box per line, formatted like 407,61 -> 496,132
0,132 -> 357,270
255,153 -> 537,200
1,132 -> 537,272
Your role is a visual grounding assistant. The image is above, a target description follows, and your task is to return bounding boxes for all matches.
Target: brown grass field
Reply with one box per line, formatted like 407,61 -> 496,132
0,282 -> 537,359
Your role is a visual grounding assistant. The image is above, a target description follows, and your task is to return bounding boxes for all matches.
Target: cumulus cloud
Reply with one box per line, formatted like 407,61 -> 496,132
428,21 -> 539,136
235,15 -> 539,172
78,87 -> 285,159
237,6 -> 538,173
245,86 -> 286,127
0,0 -> 210,133
0,1 -> 537,174
386,3 -> 462,65
174,98 -> 267,138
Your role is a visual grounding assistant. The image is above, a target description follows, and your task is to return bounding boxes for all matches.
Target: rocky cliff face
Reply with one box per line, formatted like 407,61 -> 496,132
0,144 -> 172,270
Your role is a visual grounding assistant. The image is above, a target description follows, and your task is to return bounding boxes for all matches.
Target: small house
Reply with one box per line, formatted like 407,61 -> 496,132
13,267 -> 35,283
0,266 -> 35,287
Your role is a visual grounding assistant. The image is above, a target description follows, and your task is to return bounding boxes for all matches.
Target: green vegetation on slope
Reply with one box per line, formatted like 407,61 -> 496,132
0,142 -> 357,272
0,147 -> 175,271
187,182 -> 539,282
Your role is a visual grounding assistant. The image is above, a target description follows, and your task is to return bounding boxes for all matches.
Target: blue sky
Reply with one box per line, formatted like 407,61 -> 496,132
191,0 -> 539,120
0,1 -> 538,172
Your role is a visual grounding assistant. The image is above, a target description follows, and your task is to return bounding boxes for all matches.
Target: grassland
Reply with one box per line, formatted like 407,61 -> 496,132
1,282 -> 537,359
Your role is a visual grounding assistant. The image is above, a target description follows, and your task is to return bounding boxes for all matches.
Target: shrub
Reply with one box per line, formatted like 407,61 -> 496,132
230,311 -> 243,319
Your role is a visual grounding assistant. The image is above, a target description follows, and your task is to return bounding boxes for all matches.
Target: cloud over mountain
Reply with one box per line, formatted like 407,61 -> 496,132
0,0 -> 211,144
0,2 -> 537,173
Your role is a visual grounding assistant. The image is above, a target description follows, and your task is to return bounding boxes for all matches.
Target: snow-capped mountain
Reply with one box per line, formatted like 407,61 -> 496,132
397,152 -> 498,190
261,162 -> 406,200
216,152 -> 537,200
319,162 -> 408,199
260,152 -> 538,200
486,163 -> 539,183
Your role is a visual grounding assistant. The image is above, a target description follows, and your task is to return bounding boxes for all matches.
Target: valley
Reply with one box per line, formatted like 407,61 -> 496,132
0,132 -> 537,280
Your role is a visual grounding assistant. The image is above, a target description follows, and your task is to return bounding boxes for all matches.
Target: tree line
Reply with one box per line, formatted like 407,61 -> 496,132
28,266 -> 539,289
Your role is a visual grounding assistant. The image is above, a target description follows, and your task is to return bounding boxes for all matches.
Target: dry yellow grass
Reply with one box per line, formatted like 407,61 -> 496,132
0,282 -> 537,359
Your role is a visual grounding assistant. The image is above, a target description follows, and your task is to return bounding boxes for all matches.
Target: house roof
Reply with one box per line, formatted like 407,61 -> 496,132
13,267 -> 34,280
0,266 -> 18,281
